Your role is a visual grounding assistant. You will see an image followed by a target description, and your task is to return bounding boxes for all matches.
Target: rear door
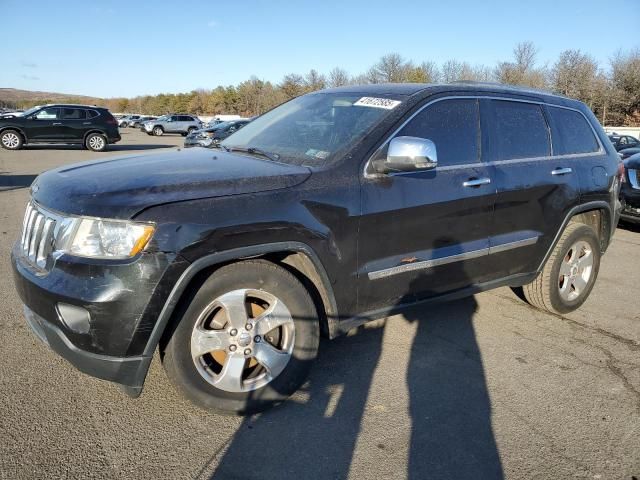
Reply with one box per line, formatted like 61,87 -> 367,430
358,97 -> 496,312
483,98 -> 581,277
25,107 -> 63,141
59,107 -> 89,141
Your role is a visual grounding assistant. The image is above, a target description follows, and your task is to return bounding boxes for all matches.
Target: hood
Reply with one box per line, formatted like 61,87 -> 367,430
31,148 -> 311,219
624,153 -> 640,169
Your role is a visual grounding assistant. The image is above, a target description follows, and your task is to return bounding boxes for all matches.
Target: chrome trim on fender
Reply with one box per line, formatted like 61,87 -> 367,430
368,235 -> 539,280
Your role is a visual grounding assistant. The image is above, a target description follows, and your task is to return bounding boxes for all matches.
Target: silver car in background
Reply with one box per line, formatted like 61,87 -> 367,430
143,114 -> 202,136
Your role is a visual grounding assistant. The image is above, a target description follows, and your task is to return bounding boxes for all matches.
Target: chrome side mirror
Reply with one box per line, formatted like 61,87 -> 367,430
374,136 -> 438,174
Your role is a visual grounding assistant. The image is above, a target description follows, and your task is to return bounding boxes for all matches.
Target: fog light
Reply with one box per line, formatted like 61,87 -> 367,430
56,303 -> 91,334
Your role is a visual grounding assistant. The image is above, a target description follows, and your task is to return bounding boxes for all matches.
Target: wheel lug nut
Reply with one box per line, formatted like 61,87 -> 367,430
230,328 -> 237,336
245,323 -> 253,331
244,348 -> 252,355
229,345 -> 237,352
254,335 -> 261,343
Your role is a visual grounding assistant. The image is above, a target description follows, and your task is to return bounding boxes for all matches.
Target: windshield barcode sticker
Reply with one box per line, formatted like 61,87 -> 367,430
353,97 -> 401,109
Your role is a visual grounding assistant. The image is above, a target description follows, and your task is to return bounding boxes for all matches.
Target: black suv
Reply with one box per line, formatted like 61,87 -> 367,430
608,134 -> 640,151
11,84 -> 621,414
0,104 -> 120,151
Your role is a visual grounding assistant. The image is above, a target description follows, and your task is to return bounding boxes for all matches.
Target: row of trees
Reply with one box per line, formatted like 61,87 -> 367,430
12,42 -> 640,126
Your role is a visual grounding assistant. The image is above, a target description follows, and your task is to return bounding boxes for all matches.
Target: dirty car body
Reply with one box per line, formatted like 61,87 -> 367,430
11,83 -> 621,405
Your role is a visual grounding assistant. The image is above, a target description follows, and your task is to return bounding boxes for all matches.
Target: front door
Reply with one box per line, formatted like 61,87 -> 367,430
25,107 -> 64,141
358,97 -> 496,313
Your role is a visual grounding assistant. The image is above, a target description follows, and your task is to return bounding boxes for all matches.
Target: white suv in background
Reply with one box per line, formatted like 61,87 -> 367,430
143,114 -> 202,136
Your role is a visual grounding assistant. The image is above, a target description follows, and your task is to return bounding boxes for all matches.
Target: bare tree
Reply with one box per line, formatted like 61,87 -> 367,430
369,53 -> 409,83
494,41 -> 548,88
405,61 -> 440,83
328,67 -> 350,87
279,73 -> 306,99
304,69 -> 327,92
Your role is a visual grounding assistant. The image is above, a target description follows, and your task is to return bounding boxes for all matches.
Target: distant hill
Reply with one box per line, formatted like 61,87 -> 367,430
0,88 -> 105,107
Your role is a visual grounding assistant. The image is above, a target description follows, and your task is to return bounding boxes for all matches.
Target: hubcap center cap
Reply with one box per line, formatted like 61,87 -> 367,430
237,331 -> 252,347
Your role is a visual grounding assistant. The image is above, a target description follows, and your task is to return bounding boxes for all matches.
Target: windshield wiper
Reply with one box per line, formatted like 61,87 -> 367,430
223,145 -> 280,162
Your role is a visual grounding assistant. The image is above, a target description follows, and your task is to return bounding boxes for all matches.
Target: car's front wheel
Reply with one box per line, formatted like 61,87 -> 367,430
162,260 -> 319,415
0,130 -> 24,150
153,126 -> 164,136
85,133 -> 108,152
514,223 -> 601,314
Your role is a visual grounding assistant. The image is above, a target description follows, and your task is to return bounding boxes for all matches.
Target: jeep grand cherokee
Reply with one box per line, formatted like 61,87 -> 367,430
11,83 -> 622,414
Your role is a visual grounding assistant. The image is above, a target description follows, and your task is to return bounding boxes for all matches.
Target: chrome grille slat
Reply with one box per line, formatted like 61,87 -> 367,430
20,202 -> 59,270
28,214 -> 44,260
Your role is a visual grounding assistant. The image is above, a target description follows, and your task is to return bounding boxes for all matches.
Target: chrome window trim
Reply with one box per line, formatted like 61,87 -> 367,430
363,95 -> 605,179
367,235 -> 539,280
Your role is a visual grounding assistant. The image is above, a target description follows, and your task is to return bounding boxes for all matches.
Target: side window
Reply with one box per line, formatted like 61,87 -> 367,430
490,100 -> 550,160
61,108 -> 86,120
397,98 -> 480,166
548,107 -> 599,155
35,108 -> 59,120
170,116 -> 179,122
87,110 -> 100,119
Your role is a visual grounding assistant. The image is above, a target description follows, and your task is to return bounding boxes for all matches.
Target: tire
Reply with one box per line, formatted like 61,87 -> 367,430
162,260 -> 320,415
515,223 -> 601,315
121,122 -> 128,128
0,129 -> 24,150
180,132 -> 188,137
153,126 -> 164,136
85,133 -> 108,152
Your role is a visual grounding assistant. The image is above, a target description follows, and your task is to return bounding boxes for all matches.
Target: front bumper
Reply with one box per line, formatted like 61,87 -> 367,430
11,242 -> 189,388
621,187 -> 640,223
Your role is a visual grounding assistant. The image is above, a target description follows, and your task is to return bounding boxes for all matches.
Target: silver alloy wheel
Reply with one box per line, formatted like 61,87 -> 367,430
190,288 -> 295,393
2,132 -> 20,149
88,135 -> 105,150
153,127 -> 163,136
558,240 -> 593,302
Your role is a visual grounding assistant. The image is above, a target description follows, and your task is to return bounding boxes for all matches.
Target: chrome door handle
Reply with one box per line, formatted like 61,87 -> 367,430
52,122 -> 62,125
82,122 -> 91,125
551,167 -> 573,175
463,177 -> 491,187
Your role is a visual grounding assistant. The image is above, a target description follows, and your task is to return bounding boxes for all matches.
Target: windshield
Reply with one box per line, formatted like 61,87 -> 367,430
17,106 -> 41,117
156,115 -> 169,121
206,121 -> 231,132
221,93 -> 402,166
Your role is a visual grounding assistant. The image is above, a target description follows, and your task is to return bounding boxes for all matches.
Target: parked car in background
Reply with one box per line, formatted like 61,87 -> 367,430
620,152 -> 640,224
205,114 -> 244,128
0,104 -> 120,151
143,114 -> 202,136
618,147 -> 640,161
11,84 -> 621,415
184,119 -> 251,148
608,134 -> 640,151
130,116 -> 156,128
119,115 -> 142,128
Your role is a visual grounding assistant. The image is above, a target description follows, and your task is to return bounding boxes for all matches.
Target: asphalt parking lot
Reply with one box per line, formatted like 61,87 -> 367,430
0,129 -> 638,479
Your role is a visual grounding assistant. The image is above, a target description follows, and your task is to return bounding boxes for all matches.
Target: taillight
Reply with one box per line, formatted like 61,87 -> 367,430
106,117 -> 117,126
618,162 -> 626,183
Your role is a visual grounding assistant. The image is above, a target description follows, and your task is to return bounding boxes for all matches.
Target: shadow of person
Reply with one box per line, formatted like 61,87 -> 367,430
205,320 -> 387,480
402,295 -> 503,479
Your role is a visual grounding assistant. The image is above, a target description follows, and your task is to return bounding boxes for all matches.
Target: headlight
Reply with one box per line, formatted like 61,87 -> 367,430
56,217 -> 155,259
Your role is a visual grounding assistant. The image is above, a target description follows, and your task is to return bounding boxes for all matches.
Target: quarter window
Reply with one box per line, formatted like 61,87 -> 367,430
397,98 -> 480,166
491,100 -> 550,160
548,107 -> 599,155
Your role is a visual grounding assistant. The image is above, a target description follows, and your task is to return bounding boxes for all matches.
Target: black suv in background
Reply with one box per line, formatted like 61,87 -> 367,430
184,119 -> 251,148
608,134 -> 640,151
11,83 -> 621,415
0,104 -> 120,151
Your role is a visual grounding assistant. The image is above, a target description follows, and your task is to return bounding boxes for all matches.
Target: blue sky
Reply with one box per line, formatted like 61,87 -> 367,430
2,0 -> 638,98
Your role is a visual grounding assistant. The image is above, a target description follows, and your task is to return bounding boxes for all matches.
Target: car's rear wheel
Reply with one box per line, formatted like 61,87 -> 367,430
162,260 -> 319,415
85,133 -> 107,152
0,130 -> 23,150
153,126 -> 164,136
514,223 -> 600,314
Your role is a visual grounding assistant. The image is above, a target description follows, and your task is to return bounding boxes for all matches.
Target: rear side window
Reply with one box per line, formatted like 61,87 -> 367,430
87,110 -> 100,119
490,100 -> 550,160
397,98 -> 480,166
61,108 -> 86,120
548,107 -> 599,155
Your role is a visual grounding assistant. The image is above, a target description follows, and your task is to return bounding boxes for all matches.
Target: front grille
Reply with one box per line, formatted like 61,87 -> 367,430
630,169 -> 640,189
20,202 -> 57,269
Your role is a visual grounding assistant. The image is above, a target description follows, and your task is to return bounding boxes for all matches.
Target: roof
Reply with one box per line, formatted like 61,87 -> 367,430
320,82 -> 574,105
44,103 -> 104,109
